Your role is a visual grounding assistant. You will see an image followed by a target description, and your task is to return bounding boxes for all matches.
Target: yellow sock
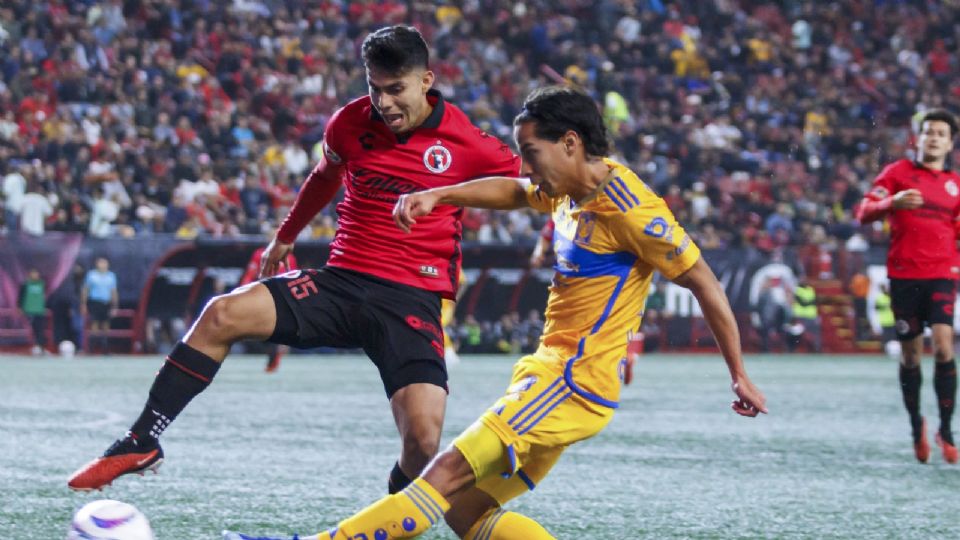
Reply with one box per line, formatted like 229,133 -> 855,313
464,508 -> 555,540
316,478 -> 450,539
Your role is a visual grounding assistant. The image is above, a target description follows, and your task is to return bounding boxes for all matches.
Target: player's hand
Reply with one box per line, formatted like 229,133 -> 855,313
393,191 -> 441,233
892,189 -> 923,210
529,251 -> 545,268
730,376 -> 768,417
259,237 -> 294,279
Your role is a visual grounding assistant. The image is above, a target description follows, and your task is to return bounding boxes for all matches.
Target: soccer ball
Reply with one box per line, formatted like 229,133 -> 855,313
67,499 -> 155,540
59,340 -> 76,358
884,339 -> 902,360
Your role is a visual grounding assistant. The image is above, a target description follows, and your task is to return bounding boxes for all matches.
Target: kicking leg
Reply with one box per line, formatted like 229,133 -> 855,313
68,283 -> 279,490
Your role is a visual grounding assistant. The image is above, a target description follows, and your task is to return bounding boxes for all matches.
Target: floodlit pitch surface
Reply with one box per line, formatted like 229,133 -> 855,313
2,353 -> 958,539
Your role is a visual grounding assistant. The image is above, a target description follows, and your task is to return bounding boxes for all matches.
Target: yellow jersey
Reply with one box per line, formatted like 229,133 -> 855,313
525,159 -> 700,408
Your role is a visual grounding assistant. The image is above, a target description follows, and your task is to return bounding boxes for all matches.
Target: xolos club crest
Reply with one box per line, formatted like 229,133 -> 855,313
423,142 -> 452,174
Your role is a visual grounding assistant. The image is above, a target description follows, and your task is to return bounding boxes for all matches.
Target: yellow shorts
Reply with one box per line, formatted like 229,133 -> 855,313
453,355 -> 614,505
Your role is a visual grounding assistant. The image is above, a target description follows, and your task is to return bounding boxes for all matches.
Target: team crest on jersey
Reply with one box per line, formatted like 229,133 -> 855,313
423,143 -> 452,173
945,180 -> 959,197
574,212 -> 597,246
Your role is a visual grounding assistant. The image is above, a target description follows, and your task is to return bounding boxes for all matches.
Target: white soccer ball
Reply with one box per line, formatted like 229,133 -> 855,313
67,499 -> 155,540
59,340 -> 76,358
884,340 -> 902,360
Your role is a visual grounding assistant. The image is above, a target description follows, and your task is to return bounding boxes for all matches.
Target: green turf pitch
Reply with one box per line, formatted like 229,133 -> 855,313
1,353 -> 958,539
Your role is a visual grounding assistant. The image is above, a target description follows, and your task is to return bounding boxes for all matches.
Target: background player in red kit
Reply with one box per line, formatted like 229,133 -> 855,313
856,109 -> 959,464
238,245 -> 298,373
68,25 -> 519,492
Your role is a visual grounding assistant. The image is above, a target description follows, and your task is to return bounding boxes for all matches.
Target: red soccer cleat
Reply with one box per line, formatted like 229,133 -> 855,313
935,431 -> 958,464
265,351 -> 282,373
67,436 -> 164,491
913,418 -> 930,464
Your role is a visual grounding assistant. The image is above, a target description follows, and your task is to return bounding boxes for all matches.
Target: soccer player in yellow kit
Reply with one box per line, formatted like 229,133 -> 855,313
224,86 -> 767,540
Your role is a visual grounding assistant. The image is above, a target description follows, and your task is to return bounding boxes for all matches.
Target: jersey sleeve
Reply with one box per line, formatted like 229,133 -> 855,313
610,198 -> 701,280
470,127 -> 521,177
321,106 -> 350,165
854,162 -> 898,223
524,183 -> 556,214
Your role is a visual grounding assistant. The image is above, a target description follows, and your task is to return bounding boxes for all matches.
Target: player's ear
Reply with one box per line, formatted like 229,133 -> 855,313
421,70 -> 435,92
563,130 -> 579,155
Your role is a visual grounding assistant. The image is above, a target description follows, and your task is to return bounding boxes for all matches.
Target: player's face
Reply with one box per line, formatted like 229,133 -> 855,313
515,121 -> 575,198
366,67 -> 435,134
918,120 -> 954,162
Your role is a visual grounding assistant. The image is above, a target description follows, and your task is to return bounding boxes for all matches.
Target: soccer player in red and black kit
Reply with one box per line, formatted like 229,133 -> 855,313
68,25 -> 519,492
856,109 -> 959,464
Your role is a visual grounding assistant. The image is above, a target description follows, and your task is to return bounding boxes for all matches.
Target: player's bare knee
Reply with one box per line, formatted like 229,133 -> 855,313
934,347 -> 953,363
198,294 -> 243,341
402,431 -> 440,469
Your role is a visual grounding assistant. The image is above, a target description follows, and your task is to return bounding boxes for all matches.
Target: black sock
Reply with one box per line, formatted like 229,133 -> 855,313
129,342 -> 222,442
934,359 -> 957,444
388,461 -> 412,494
899,364 -> 923,439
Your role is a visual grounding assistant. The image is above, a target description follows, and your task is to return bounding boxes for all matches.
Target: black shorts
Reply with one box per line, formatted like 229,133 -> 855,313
262,266 -> 447,397
86,300 -> 111,324
889,278 -> 957,340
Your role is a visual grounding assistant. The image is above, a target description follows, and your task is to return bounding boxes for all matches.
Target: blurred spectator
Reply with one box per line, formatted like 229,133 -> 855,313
788,277 -> 821,352
0,0 -> 957,253
19,181 -> 56,235
639,308 -> 662,353
753,276 -> 791,352
2,163 -> 26,231
18,268 -> 47,354
80,256 -> 118,354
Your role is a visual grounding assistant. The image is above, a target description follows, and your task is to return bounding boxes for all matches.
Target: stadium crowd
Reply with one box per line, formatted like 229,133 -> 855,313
1,0 -> 960,252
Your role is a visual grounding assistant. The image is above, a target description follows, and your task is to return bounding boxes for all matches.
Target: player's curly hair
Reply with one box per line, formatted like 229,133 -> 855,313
361,25 -> 429,76
921,109 -> 958,138
514,86 -> 611,157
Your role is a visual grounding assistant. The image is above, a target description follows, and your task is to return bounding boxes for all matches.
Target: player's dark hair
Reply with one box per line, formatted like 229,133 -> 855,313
361,25 -> 429,76
514,86 -> 611,157
921,109 -> 958,138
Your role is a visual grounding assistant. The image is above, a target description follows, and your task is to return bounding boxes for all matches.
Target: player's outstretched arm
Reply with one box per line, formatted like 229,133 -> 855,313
672,257 -> 768,417
260,157 -> 344,278
393,177 -> 530,233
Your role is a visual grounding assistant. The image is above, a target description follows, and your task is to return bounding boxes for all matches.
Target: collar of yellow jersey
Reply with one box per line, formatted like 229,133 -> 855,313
575,163 -> 618,206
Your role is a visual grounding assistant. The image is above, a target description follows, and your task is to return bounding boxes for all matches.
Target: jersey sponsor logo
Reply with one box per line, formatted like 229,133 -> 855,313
945,180 -> 959,197
419,265 -> 439,277
323,142 -> 342,163
574,212 -> 597,246
423,143 -> 452,173
665,235 -> 691,261
349,167 -> 419,201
